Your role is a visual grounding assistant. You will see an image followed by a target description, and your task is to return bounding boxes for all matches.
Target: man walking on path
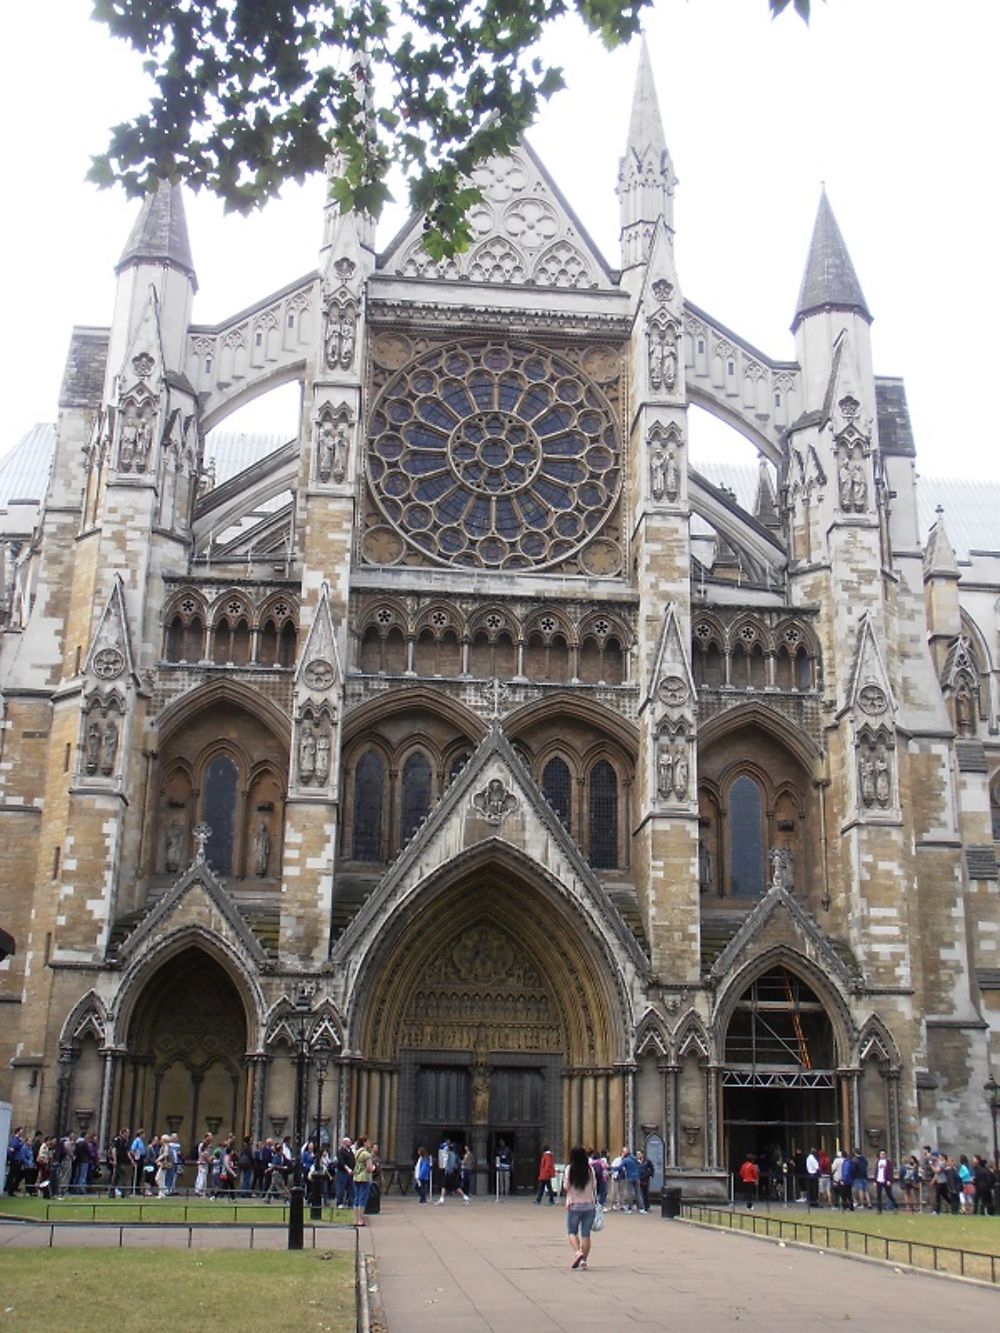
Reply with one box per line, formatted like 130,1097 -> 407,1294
739,1153 -> 759,1209
535,1144 -> 557,1204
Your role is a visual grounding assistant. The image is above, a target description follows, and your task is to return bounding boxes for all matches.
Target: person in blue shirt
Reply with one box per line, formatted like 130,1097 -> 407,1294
621,1148 -> 643,1213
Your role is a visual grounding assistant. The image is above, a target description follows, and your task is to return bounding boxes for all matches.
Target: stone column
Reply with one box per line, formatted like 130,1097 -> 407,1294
705,1064 -> 721,1169
53,1045 -> 78,1135
247,1055 -> 268,1142
660,1062 -> 679,1168
885,1069 -> 902,1165
97,1048 -> 121,1153
624,1064 -> 637,1149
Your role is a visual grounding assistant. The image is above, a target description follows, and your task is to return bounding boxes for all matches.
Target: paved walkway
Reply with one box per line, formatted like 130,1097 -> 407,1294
361,1198 -> 1000,1330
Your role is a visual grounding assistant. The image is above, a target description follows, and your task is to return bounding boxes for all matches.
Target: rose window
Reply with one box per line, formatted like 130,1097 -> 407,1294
366,340 -> 621,570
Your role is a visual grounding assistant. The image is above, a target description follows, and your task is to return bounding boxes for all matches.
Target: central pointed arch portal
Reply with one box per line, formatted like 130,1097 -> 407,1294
346,852 -> 634,1190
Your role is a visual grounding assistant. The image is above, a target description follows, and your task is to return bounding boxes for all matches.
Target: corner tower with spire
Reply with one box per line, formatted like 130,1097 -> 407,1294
617,37 -> 676,285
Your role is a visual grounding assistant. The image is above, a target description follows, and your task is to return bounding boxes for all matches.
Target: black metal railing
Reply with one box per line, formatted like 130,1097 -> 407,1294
682,1203 -> 1000,1284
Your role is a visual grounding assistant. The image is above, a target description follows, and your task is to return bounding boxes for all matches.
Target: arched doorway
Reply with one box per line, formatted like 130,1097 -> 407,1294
119,948 -> 250,1151
721,964 -> 843,1197
349,854 -> 630,1190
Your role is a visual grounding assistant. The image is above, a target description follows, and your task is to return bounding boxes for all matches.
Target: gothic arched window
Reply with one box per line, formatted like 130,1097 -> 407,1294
589,759 -> 618,869
728,774 -> 764,898
400,751 -> 432,844
352,751 -> 385,861
542,757 -> 573,830
203,754 -> 239,875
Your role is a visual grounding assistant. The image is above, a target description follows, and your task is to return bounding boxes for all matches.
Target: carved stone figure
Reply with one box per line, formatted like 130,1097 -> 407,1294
649,324 -> 678,392
84,721 -> 101,774
850,459 -> 867,510
859,750 -> 876,807
650,445 -> 666,501
134,418 -> 152,471
698,840 -> 712,894
165,821 -> 183,873
316,727 -> 331,784
664,446 -> 679,502
955,680 -> 975,735
253,820 -> 271,877
119,416 -> 138,470
769,845 -> 794,891
874,746 -> 891,806
100,719 -> 118,776
471,1069 -> 490,1123
317,419 -> 335,482
332,422 -> 348,482
656,737 -> 673,798
473,778 -> 517,825
326,301 -> 356,370
299,725 -> 316,783
672,746 -> 689,799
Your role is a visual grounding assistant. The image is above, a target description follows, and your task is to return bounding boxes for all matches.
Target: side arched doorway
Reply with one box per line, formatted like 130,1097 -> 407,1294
348,855 -> 631,1191
117,948 -> 252,1151
721,964 -> 846,1198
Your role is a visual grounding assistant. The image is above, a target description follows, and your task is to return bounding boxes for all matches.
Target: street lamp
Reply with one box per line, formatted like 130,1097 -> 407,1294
985,1074 -> 1000,1174
288,990 -> 312,1251
310,1036 -> 332,1221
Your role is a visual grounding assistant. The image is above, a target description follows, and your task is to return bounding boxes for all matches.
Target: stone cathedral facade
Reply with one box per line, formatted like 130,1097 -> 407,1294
2,46 -> 998,1195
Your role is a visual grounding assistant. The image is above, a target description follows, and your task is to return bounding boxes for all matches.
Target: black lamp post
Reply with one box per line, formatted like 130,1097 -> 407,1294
985,1074 -> 1000,1173
287,991 -> 312,1251
310,1037 -> 332,1220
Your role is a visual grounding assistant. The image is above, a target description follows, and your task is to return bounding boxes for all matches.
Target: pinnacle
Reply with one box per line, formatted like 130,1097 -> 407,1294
627,35 -> 668,160
792,189 -> 869,331
116,180 -> 197,289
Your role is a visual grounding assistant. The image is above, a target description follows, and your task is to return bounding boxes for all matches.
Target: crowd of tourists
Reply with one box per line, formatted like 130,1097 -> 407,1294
3,1124 -> 378,1223
738,1144 -> 1000,1215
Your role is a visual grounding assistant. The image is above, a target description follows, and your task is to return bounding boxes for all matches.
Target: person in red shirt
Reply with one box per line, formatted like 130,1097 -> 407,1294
738,1153 -> 760,1210
535,1145 -> 557,1205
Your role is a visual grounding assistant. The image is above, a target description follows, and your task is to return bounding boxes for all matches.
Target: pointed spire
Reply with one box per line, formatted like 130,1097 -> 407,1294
618,36 -> 675,274
116,180 -> 197,290
753,458 -> 780,529
924,506 -> 960,579
792,190 -> 869,332
627,37 -> 668,159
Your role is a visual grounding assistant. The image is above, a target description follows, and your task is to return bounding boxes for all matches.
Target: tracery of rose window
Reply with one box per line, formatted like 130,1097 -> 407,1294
366,340 -> 621,570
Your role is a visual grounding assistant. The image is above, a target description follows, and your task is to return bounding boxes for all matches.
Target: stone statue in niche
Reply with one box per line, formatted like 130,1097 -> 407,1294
650,445 -> 665,501
859,749 -> 876,806
839,452 -> 867,512
85,721 -> 101,774
955,679 -> 975,735
672,744 -> 689,799
471,1068 -> 490,1123
325,300 -> 356,370
769,845 -> 794,890
664,446 -> 679,502
100,719 -> 118,776
316,727 -> 331,785
874,745 -> 891,806
253,820 -> 271,877
332,421 -> 348,482
134,417 -> 152,471
649,323 -> 678,392
317,419 -> 335,482
656,736 -> 673,798
119,415 -> 138,470
298,725 -> 316,784
698,840 -> 712,894
165,821 -> 184,873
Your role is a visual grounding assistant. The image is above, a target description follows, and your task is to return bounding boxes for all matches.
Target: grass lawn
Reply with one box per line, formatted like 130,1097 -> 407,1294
702,1204 -> 1000,1281
0,1249 -> 355,1331
0,1196 -> 354,1226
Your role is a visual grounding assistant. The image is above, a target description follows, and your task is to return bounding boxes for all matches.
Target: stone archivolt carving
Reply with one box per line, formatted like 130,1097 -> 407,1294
472,777 -> 518,825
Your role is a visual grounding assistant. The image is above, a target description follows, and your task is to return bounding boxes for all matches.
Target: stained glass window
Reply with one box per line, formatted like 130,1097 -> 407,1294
203,754 -> 238,875
729,774 -> 764,897
589,760 -> 618,869
352,751 -> 384,861
366,340 -> 620,570
542,757 -> 573,830
401,751 -> 432,844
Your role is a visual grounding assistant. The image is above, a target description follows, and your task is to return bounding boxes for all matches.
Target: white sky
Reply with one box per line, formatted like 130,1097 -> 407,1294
2,0 -> 998,477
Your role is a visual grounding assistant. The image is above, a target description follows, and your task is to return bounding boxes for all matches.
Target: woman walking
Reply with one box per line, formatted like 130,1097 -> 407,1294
353,1135 -> 374,1227
414,1146 -> 432,1203
563,1146 -> 598,1270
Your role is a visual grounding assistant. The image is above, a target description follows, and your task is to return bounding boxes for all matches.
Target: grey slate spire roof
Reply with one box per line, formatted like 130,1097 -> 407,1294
792,190 -> 869,332
116,180 -> 197,289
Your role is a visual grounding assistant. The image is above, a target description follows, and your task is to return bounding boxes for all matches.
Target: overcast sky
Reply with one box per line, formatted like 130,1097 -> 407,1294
2,0 -> 997,478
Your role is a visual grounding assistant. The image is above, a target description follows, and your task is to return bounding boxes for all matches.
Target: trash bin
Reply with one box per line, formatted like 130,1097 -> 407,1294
661,1186 -> 682,1218
365,1181 -> 381,1214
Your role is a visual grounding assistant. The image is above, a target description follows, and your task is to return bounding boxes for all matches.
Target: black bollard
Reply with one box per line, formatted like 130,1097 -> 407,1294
288,1184 -> 305,1249
310,1172 -> 324,1221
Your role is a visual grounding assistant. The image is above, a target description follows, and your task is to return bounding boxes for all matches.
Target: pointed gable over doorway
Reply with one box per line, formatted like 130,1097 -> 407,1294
334,723 -> 648,974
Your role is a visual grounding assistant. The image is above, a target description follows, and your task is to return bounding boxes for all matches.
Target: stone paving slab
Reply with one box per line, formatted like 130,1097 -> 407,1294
366,1198 -> 1000,1331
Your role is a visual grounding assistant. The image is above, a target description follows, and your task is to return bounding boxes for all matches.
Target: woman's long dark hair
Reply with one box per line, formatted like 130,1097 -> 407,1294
568,1146 -> 591,1191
